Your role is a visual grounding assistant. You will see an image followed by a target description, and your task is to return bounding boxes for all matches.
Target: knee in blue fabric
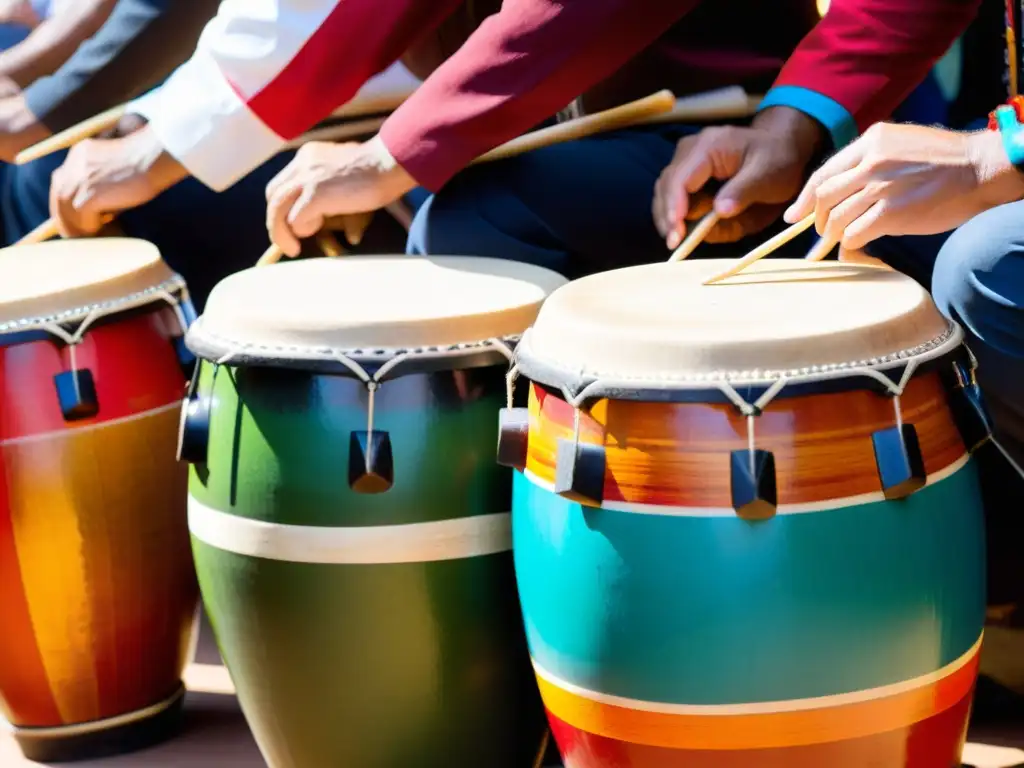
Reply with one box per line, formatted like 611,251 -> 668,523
930,206 -> 1024,360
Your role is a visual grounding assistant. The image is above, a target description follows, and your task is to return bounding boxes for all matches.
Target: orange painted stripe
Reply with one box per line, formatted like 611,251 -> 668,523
536,636 -> 981,750
525,372 -> 966,507
3,407 -> 193,725
0,448 -> 62,726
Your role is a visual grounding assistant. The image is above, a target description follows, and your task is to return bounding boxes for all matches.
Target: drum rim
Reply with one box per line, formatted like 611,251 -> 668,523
513,320 -> 965,405
0,274 -> 189,337
185,318 -> 519,379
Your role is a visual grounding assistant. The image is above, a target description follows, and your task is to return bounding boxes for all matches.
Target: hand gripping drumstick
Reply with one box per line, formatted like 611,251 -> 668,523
256,89 -> 679,266
702,213 -> 816,285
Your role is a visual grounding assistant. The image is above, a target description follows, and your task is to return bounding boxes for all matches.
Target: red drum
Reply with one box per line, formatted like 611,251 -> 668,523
0,240 -> 198,762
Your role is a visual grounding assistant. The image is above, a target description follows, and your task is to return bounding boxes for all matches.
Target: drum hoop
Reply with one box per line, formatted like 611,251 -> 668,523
185,320 -> 519,379
0,275 -> 189,337
513,321 -> 964,405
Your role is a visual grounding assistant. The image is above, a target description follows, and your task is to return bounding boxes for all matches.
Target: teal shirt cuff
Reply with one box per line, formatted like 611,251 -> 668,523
758,86 -> 858,149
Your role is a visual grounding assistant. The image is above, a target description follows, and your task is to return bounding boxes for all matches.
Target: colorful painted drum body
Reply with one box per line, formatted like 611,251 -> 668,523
0,240 -> 198,762
501,260 -> 988,767
179,256 -> 566,768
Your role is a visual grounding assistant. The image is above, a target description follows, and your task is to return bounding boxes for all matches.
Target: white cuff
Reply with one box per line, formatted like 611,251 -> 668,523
141,52 -> 286,192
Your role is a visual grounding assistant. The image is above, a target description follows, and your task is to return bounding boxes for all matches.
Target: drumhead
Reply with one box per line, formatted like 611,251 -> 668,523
187,256 -> 567,367
516,259 -> 960,394
0,238 -> 180,331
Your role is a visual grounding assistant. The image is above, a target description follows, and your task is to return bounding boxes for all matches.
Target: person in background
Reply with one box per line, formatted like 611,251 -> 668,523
0,0 -> 116,90
0,0 -> 220,244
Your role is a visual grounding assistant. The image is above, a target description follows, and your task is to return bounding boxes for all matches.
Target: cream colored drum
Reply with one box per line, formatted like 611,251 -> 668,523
178,256 -> 565,768
0,239 -> 198,762
502,259 -> 989,768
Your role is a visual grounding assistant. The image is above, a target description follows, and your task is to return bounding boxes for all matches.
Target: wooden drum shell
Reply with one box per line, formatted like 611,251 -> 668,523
513,373 -> 986,767
0,307 -> 196,761
187,362 -> 545,768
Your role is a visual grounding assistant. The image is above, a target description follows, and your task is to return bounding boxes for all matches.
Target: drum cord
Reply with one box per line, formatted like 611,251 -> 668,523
965,394 -> 1024,480
33,287 -> 189,369
213,340 -> 515,476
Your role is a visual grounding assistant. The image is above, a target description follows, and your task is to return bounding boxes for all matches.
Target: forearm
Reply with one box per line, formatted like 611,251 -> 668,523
141,0 -> 463,192
758,0 -> 981,149
24,0 -> 219,135
380,0 -> 700,192
0,0 -> 116,87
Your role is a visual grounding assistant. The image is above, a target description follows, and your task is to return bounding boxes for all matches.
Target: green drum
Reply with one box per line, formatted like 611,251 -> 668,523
177,256 -> 565,767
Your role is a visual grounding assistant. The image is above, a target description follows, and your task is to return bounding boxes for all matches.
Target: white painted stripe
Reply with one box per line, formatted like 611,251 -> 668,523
0,401 -> 182,448
524,452 -> 970,517
188,496 -> 512,564
533,633 -> 983,716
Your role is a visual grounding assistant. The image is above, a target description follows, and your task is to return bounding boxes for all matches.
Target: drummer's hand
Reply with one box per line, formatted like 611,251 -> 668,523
49,126 -> 188,237
784,123 -> 1024,250
0,92 -> 48,161
653,106 -> 824,247
265,136 -> 416,257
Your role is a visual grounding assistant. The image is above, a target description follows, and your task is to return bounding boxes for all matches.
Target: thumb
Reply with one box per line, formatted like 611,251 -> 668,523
713,154 -> 771,219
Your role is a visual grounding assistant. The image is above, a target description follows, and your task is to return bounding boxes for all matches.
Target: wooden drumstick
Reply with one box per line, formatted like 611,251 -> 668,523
667,212 -> 719,262
341,211 -> 374,246
17,218 -> 60,245
805,235 -> 837,262
15,104 -> 127,165
256,231 -> 346,267
702,213 -> 816,285
474,90 -> 675,164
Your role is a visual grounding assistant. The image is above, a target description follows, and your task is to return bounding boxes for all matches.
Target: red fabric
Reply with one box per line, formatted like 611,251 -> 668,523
244,0 -> 463,140
770,0 -> 983,133
380,0 -> 705,191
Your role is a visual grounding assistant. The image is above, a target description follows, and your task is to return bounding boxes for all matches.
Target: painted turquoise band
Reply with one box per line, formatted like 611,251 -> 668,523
512,461 -> 985,706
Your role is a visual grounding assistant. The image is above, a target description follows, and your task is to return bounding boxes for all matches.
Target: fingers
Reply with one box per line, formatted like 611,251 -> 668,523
784,140 -> 865,224
265,183 -> 304,258
286,184 -> 329,240
840,199 -> 888,251
49,157 -> 109,238
813,165 -> 873,237
653,135 -> 702,247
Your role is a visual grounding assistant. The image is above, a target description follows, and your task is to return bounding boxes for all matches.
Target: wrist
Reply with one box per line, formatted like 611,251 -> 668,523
362,134 -> 416,205
127,126 -> 187,193
752,106 -> 826,167
968,128 -> 1024,208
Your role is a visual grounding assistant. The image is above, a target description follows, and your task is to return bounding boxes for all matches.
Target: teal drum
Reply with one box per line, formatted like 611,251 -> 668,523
499,260 -> 989,767
177,256 -> 565,767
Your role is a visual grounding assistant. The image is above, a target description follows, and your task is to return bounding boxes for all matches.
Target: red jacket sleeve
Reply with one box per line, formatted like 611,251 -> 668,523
759,0 -> 983,147
379,0 -> 702,192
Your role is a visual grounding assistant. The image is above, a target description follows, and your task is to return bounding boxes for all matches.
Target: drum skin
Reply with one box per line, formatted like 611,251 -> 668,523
513,373 -> 986,767
187,363 -> 545,768
0,308 -> 195,755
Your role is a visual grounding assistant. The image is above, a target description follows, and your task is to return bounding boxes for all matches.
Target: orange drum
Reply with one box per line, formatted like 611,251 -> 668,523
0,240 -> 198,762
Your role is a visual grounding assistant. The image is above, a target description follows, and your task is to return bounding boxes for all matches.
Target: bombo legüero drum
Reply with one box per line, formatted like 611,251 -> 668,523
500,259 -> 987,768
0,239 -> 198,762
179,256 -> 565,768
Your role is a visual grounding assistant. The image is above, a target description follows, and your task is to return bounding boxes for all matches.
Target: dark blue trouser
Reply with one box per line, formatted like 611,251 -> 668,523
408,126 -> 1024,472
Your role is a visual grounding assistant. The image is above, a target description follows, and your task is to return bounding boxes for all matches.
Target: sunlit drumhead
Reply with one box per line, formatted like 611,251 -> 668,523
0,238 -> 177,328
192,256 -> 567,355
519,259 -> 956,386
